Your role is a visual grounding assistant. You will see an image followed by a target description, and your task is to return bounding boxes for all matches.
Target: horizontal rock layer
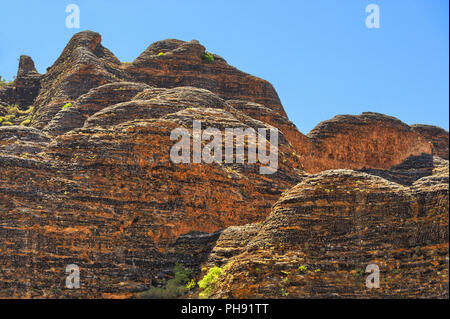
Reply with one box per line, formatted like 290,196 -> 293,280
0,31 -> 448,299
208,160 -> 449,298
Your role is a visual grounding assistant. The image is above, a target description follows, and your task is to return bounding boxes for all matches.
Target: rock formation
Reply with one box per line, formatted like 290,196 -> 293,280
208,157 -> 449,298
411,124 -> 449,160
0,30 -> 448,298
0,55 -> 43,110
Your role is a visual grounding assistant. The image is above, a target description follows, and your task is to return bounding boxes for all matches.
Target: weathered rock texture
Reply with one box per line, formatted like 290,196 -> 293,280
3,31 -> 447,170
0,91 -> 303,298
125,39 -> 286,117
30,31 -> 128,128
301,113 -> 435,173
0,30 -> 448,298
208,158 -> 449,298
0,55 -> 42,109
411,124 -> 449,160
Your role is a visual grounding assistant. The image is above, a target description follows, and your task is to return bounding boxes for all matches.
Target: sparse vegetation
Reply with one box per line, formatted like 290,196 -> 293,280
353,268 -> 366,283
186,279 -> 196,290
19,105 -> 34,115
0,75 -> 14,86
20,117 -> 31,126
298,265 -> 308,273
198,266 -> 222,299
0,105 -> 33,126
202,51 -> 214,63
140,263 -> 193,299
62,102 -> 73,109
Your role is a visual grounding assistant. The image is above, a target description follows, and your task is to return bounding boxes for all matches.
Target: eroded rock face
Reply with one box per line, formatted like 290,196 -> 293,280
0,31 -> 448,299
303,112 -> 434,172
0,55 -> 42,109
0,126 -> 50,155
220,105 -> 448,173
0,100 -> 303,298
361,154 -> 448,186
31,31 -> 129,128
44,82 -> 151,135
125,39 -> 286,118
208,160 -> 449,299
411,124 -> 449,160
7,31 -> 446,172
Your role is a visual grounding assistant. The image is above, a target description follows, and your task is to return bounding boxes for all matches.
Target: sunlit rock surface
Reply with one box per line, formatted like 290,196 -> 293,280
0,31 -> 448,298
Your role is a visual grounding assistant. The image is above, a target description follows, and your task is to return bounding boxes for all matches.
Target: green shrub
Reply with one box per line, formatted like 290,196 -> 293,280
140,282 -> 185,299
140,263 -> 193,299
198,266 -> 222,299
0,105 -> 34,126
62,102 -> 73,110
6,105 -> 19,116
353,268 -> 365,283
202,51 -> 214,63
298,265 -> 308,274
4,114 -> 15,121
20,118 -> 31,126
186,279 -> 196,290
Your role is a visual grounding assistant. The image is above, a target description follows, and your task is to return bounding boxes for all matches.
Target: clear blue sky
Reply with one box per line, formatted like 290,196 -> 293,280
1,0 -> 448,133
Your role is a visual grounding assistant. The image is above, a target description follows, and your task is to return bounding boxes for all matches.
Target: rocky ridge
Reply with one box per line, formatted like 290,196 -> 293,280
207,157 -> 449,298
0,31 -> 448,298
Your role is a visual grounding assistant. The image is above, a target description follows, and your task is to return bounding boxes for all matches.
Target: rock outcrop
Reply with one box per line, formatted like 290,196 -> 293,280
30,31 -> 128,128
125,39 -> 286,118
0,88 -> 303,298
3,31 -> 446,171
44,82 -> 151,135
301,112 -> 435,172
0,55 -> 42,109
0,30 -> 448,299
411,124 -> 449,160
208,157 -> 449,298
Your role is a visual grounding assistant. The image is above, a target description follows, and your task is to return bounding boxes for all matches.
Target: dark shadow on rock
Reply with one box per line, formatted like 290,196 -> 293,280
360,153 -> 445,186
